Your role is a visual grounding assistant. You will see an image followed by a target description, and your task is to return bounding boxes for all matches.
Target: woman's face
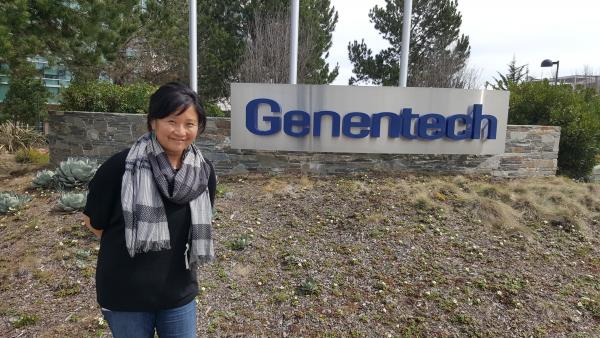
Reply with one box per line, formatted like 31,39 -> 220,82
150,106 -> 199,157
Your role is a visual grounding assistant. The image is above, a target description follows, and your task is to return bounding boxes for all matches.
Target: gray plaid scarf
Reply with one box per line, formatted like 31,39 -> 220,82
122,132 -> 214,268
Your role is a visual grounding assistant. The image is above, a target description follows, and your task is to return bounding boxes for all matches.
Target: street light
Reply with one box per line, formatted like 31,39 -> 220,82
541,59 -> 559,85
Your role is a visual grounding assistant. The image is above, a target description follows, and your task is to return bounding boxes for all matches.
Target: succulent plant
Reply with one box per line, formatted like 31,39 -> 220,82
297,277 -> 319,296
0,192 -> 32,214
58,192 -> 87,212
32,170 -> 56,189
54,158 -> 98,189
229,235 -> 250,251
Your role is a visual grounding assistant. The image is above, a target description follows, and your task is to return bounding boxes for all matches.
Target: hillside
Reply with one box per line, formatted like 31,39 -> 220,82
0,170 -> 599,337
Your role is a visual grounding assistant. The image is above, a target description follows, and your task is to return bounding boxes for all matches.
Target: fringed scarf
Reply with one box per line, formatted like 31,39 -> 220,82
121,132 -> 214,268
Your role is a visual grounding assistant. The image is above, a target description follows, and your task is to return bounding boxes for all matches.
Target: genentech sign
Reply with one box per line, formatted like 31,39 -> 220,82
230,84 -> 509,155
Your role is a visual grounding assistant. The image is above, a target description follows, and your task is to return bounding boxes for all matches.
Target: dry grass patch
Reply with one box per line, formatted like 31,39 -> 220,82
261,177 -> 293,194
470,197 -> 532,237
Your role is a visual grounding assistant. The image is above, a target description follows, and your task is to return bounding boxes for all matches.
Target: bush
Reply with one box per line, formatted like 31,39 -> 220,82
15,147 -> 49,164
0,121 -> 46,153
54,158 -> 99,189
57,192 -> 87,212
32,170 -> 56,189
61,81 -> 157,114
0,76 -> 49,125
509,81 -> 600,179
0,192 -> 32,214
204,102 -> 225,117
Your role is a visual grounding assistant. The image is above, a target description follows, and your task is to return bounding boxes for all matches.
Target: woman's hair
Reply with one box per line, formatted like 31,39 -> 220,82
147,82 -> 207,134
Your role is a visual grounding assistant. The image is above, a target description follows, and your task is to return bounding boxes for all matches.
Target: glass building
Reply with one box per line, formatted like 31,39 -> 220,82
0,56 -> 72,104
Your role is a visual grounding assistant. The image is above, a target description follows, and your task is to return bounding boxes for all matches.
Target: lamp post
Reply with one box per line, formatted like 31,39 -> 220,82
541,59 -> 559,85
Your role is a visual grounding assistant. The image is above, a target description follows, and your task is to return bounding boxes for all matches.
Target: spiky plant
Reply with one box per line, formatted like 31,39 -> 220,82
0,192 -> 32,214
57,192 -> 87,212
297,277 -> 319,296
229,235 -> 250,251
0,121 -> 46,153
32,170 -> 56,189
54,158 -> 98,189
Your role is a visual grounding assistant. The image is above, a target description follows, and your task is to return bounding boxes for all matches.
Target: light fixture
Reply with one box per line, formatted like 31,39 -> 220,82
540,59 -> 559,85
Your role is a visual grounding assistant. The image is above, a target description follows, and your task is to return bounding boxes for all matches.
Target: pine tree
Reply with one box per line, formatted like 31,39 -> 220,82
0,0 -> 141,80
347,0 -> 470,87
488,56 -> 528,91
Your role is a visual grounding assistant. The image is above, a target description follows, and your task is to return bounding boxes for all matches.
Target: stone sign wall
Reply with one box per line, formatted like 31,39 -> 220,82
48,111 -> 561,177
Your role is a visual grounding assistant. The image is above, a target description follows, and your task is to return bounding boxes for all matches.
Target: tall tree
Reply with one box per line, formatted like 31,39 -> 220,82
347,0 -> 470,87
111,0 -> 247,102
0,0 -> 141,80
243,0 -> 339,84
488,56 -> 528,90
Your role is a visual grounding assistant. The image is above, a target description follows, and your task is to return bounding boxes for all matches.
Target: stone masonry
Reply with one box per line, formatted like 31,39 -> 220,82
48,111 -> 561,177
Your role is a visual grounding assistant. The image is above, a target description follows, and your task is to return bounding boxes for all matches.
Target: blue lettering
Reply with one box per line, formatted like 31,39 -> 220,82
313,110 -> 341,137
371,112 -> 402,138
446,114 -> 472,140
417,114 -> 446,140
245,98 -> 281,135
244,99 -> 499,141
400,108 -> 418,139
283,110 -> 310,137
342,112 -> 371,138
471,104 -> 497,139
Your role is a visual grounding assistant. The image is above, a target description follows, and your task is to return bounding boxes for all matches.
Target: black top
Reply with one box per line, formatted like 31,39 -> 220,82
83,148 -> 216,311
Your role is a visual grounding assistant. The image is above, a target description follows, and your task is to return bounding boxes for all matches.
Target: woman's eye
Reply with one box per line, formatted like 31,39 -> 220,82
187,123 -> 196,128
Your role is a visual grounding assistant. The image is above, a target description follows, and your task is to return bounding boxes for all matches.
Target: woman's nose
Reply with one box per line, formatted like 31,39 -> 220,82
173,124 -> 185,135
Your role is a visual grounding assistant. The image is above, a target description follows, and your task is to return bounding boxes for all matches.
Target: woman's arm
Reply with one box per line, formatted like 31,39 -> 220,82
83,214 -> 103,238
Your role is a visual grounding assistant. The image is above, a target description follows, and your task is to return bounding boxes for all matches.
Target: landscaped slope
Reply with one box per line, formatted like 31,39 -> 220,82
0,173 -> 598,337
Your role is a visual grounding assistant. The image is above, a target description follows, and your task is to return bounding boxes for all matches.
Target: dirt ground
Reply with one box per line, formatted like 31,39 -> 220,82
0,165 -> 598,337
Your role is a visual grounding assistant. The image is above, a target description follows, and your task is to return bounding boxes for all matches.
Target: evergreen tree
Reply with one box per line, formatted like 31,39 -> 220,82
347,0 -> 470,87
488,56 -> 528,91
0,0 -> 141,80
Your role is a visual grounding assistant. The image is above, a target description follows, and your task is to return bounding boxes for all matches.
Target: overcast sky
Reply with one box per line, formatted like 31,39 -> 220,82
327,0 -> 600,88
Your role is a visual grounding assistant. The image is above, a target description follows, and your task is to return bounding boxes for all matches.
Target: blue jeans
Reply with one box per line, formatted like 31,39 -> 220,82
101,300 -> 197,338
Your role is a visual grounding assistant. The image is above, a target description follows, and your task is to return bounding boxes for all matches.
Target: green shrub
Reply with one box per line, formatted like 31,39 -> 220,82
14,147 -> 49,164
54,158 -> 98,189
58,192 -> 87,212
229,235 -> 250,251
32,170 -> 56,189
204,102 -> 225,117
0,192 -> 32,214
13,314 -> 38,328
0,76 -> 49,125
0,121 -> 46,153
509,81 -> 600,179
297,277 -> 319,296
61,81 -> 157,114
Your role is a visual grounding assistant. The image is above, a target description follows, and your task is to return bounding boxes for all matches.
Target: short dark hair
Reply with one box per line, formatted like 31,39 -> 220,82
147,82 -> 207,134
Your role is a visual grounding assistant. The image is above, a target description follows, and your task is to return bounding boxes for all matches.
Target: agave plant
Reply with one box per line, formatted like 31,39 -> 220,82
229,234 -> 251,251
0,192 -> 32,214
32,170 -> 56,189
54,158 -> 98,189
297,277 -> 319,296
57,192 -> 87,212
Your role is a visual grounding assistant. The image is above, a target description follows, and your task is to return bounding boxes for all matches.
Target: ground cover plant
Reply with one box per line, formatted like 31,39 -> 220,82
0,170 -> 598,337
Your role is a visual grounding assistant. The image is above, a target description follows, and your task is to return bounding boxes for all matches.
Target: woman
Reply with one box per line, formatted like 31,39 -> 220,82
83,82 -> 216,338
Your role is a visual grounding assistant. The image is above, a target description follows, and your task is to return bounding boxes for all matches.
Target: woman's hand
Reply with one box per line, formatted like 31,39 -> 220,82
83,215 -> 103,239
